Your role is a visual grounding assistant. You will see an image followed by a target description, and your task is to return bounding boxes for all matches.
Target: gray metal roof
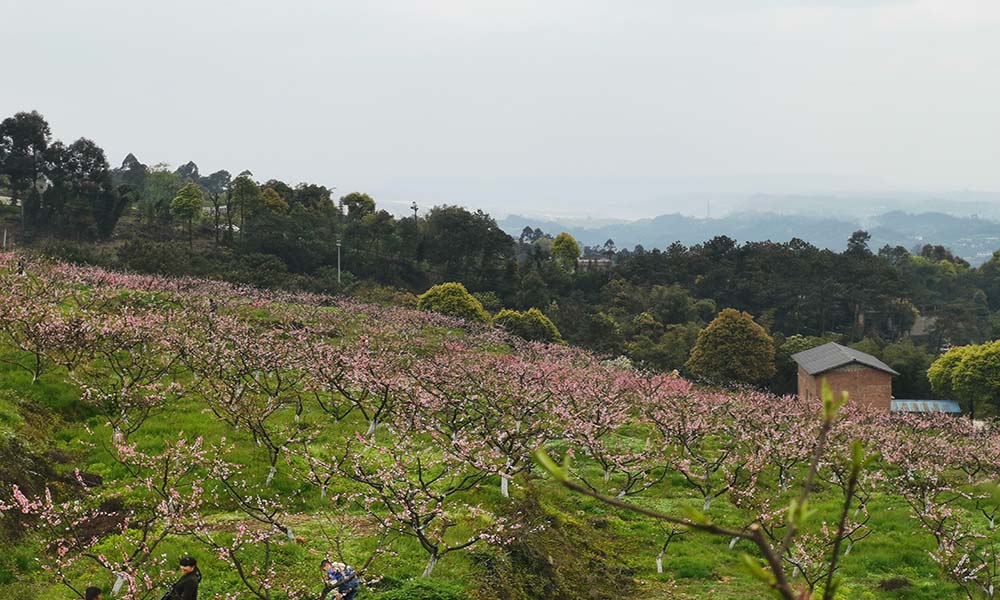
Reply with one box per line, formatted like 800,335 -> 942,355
891,399 -> 962,414
791,342 -> 899,376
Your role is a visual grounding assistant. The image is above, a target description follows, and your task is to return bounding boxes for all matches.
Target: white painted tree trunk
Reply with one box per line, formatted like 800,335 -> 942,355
422,554 -> 439,577
501,457 -> 514,498
266,465 -> 277,486
112,574 -> 125,595
656,555 -> 664,574
729,537 -> 739,550
703,496 -> 712,511
366,419 -> 378,437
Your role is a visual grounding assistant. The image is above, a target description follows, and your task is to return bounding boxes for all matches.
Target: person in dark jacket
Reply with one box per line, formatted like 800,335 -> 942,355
169,556 -> 201,600
85,586 -> 102,600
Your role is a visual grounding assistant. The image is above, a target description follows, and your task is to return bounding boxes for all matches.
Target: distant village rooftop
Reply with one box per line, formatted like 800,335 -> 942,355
792,342 -> 899,377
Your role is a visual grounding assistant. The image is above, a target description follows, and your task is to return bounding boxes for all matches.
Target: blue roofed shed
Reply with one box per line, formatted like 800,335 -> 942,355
891,399 -> 962,414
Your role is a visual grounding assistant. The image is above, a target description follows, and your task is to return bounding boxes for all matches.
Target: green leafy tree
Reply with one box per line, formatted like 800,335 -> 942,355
551,232 -> 581,271
928,346 -> 971,398
417,282 -> 490,323
493,308 -> 562,343
422,205 -> 515,291
139,164 -> 183,224
340,192 -> 376,221
201,169 -> 231,244
36,137 -> 126,238
259,187 -> 289,213
0,111 -> 50,220
685,308 -> 776,385
229,173 -> 260,238
881,339 -> 934,399
111,153 -> 148,189
68,138 -> 126,239
170,182 -> 204,247
945,342 -> 1000,418
848,337 -> 882,358
626,321 -> 700,371
927,344 -> 998,416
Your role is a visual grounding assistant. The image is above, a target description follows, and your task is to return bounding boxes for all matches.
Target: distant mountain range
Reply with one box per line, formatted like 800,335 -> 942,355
499,211 -> 1000,266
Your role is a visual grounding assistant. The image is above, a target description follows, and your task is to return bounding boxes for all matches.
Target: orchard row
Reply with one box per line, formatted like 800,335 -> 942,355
0,254 -> 998,599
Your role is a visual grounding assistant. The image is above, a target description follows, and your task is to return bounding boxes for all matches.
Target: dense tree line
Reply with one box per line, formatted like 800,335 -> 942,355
4,110 -> 1000,400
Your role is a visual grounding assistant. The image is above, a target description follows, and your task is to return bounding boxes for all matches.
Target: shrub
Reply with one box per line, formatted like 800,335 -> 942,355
115,239 -> 187,275
372,579 -> 468,600
494,308 -> 562,343
416,283 -> 489,323
351,280 -> 417,307
473,291 -> 503,313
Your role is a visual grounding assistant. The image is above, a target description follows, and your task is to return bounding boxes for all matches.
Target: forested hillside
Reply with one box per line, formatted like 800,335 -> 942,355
5,110 -> 1000,412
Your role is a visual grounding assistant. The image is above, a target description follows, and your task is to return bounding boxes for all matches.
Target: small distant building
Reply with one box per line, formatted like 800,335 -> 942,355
577,257 -> 613,271
792,342 -> 898,411
792,342 -> 960,414
908,315 -> 937,338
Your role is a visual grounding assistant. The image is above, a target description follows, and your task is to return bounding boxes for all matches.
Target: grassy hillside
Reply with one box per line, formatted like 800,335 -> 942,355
0,253 -> 983,600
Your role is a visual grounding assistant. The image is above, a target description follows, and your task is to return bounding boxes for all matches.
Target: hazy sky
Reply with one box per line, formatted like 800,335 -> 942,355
3,0 -> 1000,218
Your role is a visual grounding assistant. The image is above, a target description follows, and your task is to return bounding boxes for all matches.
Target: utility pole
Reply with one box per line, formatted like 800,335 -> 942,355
336,237 -> 342,284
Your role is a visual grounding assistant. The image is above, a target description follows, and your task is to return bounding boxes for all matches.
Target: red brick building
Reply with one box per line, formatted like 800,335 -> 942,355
791,342 -> 898,411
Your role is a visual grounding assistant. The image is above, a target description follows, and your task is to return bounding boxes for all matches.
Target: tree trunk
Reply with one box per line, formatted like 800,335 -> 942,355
421,553 -> 439,578
225,194 -> 234,243
501,458 -> 514,498
366,419 -> 378,437
703,495 -> 712,511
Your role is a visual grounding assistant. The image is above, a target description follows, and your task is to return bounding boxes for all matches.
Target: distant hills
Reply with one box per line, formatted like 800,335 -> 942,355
499,211 -> 1000,266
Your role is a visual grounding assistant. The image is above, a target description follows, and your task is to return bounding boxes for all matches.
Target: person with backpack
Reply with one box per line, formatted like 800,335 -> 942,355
167,556 -> 201,600
320,560 -> 341,600
332,562 -> 360,600
84,586 -> 102,600
320,560 -> 360,600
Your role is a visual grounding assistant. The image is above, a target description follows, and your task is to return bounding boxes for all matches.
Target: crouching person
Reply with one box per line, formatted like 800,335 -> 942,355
320,559 -> 361,600
335,562 -> 360,600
